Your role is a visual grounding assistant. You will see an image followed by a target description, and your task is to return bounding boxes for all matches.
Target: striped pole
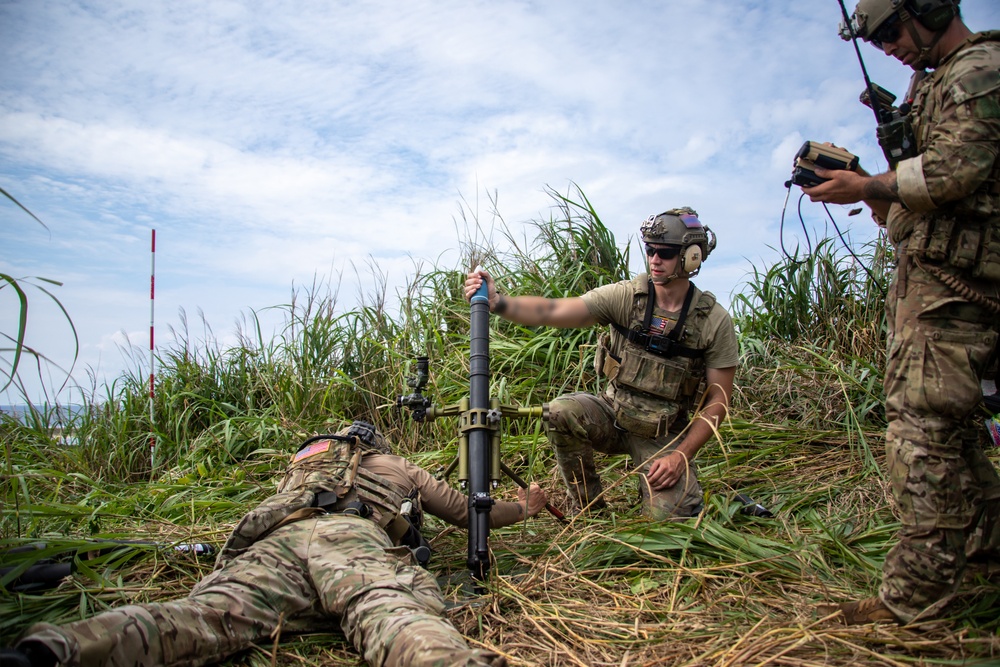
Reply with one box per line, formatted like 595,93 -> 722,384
149,229 -> 156,472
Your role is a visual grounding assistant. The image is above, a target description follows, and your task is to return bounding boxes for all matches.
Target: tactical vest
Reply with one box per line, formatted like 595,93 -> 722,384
595,276 -> 715,438
216,435 -> 419,567
901,31 -> 1000,282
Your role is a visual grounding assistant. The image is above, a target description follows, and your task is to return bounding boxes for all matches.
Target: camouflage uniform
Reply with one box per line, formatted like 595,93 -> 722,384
878,31 -> 1000,623
15,435 -> 523,667
548,274 -> 739,519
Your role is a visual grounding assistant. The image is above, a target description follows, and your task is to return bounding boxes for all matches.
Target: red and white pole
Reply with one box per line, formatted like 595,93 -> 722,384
149,229 -> 156,472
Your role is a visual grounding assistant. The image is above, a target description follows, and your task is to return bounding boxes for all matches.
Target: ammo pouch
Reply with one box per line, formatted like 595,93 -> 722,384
910,214 -> 1000,282
315,489 -> 429,566
615,345 -> 700,402
595,333 -> 620,382
608,342 -> 702,439
613,407 -> 671,439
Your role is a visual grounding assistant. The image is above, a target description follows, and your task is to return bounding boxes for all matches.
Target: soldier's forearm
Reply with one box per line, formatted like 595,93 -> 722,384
862,172 -> 901,203
678,397 -> 728,457
494,295 -> 558,326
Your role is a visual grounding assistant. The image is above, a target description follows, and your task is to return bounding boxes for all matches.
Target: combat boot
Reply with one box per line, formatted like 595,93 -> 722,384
0,643 -> 56,667
553,448 -> 606,518
837,597 -> 900,625
0,648 -> 32,667
566,494 -> 608,517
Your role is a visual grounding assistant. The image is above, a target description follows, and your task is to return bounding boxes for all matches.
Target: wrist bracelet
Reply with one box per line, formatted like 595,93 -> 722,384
494,294 -> 508,315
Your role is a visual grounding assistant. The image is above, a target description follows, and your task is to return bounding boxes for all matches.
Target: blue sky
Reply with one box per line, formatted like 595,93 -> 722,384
2,0 -> 998,404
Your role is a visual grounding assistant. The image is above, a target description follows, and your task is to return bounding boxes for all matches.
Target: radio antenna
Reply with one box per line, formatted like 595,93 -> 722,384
837,0 -> 892,125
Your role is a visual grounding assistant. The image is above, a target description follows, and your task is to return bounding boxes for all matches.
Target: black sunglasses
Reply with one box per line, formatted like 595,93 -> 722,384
644,244 -> 681,260
869,12 -> 902,49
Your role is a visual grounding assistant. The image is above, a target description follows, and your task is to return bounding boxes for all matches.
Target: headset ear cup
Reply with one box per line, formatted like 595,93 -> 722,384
682,245 -> 702,273
912,0 -> 957,30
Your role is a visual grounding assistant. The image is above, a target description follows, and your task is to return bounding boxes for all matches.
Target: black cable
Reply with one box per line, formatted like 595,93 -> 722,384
820,202 -> 887,295
780,178 -> 888,296
778,184 -> 812,264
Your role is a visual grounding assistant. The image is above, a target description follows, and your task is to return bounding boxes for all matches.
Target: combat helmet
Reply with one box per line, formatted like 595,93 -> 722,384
640,207 -> 716,276
337,420 -> 392,455
841,0 -> 959,42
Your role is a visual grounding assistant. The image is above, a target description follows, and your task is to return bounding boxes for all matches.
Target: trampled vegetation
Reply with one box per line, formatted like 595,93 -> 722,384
2,186 -> 998,666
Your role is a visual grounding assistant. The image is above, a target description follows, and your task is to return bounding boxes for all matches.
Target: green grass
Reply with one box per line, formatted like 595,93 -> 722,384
2,183 -> 997,666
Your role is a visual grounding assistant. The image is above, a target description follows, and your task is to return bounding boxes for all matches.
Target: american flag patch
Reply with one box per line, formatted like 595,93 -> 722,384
650,315 -> 674,335
293,440 -> 331,462
680,213 -> 702,228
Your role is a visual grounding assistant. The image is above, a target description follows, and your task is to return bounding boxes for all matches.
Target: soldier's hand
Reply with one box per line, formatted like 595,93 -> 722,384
817,142 -> 870,176
802,168 -> 867,205
517,483 -> 548,518
464,269 -> 500,311
646,451 -> 691,491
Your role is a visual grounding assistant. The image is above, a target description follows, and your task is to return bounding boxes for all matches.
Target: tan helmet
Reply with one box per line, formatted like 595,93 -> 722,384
840,0 -> 959,41
841,0 -> 905,41
640,207 -> 716,275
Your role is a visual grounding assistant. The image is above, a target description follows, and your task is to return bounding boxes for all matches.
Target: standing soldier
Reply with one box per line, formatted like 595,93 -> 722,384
805,0 -> 1000,624
4,421 -> 547,667
465,208 -> 739,519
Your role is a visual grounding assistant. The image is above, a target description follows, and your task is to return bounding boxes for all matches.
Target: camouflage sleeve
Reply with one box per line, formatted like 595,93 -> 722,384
897,58 -> 1000,212
403,459 -> 523,528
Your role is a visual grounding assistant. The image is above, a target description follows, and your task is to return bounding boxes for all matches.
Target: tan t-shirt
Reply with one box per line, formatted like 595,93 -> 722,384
361,454 -> 525,528
580,276 -> 739,369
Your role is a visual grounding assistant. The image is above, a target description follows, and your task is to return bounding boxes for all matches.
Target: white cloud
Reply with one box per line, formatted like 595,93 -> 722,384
2,0 -> 998,403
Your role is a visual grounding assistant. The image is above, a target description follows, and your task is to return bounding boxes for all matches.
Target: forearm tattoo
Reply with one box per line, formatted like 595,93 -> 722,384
503,297 -> 556,324
505,298 -> 518,319
862,177 -> 900,202
533,301 -> 557,319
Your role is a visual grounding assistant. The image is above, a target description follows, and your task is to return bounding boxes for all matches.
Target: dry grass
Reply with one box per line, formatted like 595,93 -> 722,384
454,556 -> 1000,667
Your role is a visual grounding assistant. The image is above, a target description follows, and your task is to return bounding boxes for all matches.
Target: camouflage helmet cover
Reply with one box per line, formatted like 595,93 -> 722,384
640,207 -> 716,260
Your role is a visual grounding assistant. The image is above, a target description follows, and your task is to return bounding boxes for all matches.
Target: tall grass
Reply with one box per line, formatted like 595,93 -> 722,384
730,236 -> 891,476
2,187 -> 997,666
1,187 -> 79,398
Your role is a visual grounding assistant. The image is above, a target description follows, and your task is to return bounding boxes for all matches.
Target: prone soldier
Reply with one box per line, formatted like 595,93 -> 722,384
3,421 -> 547,667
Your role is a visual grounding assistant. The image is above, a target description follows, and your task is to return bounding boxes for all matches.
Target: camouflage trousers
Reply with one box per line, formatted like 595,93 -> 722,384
17,514 -> 504,667
547,392 -> 703,519
879,257 -> 1000,623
